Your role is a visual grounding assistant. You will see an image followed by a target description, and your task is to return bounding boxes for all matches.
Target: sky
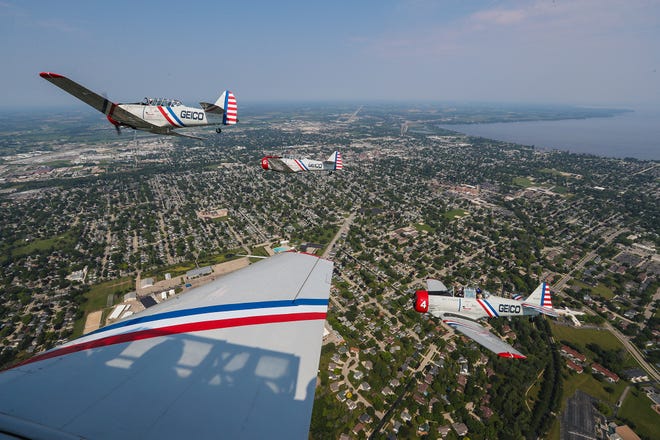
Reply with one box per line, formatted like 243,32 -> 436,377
1,0 -> 659,109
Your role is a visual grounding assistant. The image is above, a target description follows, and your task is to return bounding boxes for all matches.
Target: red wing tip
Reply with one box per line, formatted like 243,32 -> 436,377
498,352 -> 526,359
39,72 -> 64,78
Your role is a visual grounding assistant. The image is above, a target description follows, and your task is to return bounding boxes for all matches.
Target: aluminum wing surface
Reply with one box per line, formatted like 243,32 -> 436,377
426,279 -> 448,292
39,72 -> 156,130
0,252 -> 332,440
442,316 -> 526,359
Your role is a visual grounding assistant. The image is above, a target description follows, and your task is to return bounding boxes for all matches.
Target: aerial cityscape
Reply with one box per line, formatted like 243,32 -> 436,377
1,0 -> 659,439
0,102 -> 658,439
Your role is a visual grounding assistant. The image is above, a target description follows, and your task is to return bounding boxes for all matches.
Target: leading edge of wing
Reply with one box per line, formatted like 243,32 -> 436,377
40,72 -> 111,114
39,72 -> 158,131
0,252 -> 333,440
442,316 -> 526,359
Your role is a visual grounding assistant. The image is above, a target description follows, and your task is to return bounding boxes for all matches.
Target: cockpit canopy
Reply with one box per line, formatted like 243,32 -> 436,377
141,97 -> 182,107
456,287 -> 490,299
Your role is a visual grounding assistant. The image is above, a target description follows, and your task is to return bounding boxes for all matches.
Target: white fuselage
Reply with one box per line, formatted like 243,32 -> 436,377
428,292 -> 537,320
262,157 -> 333,173
119,103 -> 216,130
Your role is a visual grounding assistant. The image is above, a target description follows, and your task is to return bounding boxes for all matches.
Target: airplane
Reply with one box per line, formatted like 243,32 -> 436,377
555,307 -> 586,327
414,280 -> 558,359
261,151 -> 343,173
39,72 -> 238,140
0,252 -> 332,439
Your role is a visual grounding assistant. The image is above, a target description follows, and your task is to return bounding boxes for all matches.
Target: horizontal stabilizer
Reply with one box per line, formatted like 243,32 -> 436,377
199,101 -> 224,114
521,304 -> 559,317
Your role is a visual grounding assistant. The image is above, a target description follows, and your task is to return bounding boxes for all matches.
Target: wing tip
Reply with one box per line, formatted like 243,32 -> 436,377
39,72 -> 64,79
497,352 -> 526,359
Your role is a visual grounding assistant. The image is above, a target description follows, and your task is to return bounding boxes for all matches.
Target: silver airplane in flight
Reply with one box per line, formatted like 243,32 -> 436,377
414,280 -> 558,358
40,72 -> 237,139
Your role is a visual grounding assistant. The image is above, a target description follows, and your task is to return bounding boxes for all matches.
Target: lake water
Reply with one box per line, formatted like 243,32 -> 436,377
444,110 -> 659,161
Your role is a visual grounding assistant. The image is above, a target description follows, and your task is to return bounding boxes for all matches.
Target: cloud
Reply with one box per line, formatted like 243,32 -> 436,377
34,18 -> 81,34
470,8 -> 526,26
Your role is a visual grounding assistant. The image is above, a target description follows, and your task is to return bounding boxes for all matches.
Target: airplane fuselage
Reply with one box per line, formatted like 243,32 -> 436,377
427,294 -> 540,320
116,103 -> 217,130
261,157 -> 334,173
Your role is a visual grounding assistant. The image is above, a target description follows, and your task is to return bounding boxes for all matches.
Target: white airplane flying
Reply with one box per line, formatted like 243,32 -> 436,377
261,151 -> 343,173
39,72 -> 238,140
555,307 -> 586,327
0,252 -> 331,439
414,280 -> 558,359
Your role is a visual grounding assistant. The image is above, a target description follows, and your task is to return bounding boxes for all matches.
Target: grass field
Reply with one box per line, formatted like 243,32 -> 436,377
443,209 -> 468,220
513,176 -> 534,187
561,371 -> 627,409
145,263 -> 197,281
549,322 -> 658,438
618,388 -> 660,439
10,230 -> 78,257
145,251 -> 242,280
71,277 -> 133,338
550,322 -> 623,351
250,246 -> 270,263
570,280 -> 615,299
414,223 -> 435,233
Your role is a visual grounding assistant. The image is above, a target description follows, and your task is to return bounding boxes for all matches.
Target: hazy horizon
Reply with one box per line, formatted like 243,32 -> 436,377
1,0 -> 659,110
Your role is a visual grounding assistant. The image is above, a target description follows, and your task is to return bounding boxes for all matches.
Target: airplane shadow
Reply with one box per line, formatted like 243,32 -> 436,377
0,331 -> 317,439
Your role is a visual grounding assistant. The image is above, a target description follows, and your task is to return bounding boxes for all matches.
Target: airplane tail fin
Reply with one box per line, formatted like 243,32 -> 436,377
324,151 -> 343,170
522,282 -> 558,317
200,90 -> 238,125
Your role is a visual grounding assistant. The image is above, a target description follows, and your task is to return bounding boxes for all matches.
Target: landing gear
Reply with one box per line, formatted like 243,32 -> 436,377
216,128 -> 222,133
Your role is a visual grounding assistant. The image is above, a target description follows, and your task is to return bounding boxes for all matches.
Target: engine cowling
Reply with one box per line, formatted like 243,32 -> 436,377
261,157 -> 270,170
414,290 -> 429,313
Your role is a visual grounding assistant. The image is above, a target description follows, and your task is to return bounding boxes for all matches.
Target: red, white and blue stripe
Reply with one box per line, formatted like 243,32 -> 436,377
334,152 -> 343,170
541,283 -> 552,307
157,106 -> 186,127
13,298 -> 327,368
476,298 -> 499,318
294,159 -> 309,171
223,91 -> 238,125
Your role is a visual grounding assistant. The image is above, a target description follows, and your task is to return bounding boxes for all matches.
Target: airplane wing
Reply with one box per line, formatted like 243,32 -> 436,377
442,316 -> 526,359
0,252 -> 332,440
39,72 -> 155,130
427,279 -> 448,292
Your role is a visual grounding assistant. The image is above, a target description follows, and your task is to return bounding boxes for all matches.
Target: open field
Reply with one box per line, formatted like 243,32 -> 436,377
570,280 -> 615,299
551,322 -> 623,351
145,251 -> 242,280
618,388 -> 659,440
71,277 -> 133,338
513,176 -> 534,187
9,230 -> 78,258
443,208 -> 468,220
560,371 -> 626,410
414,223 -> 435,233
